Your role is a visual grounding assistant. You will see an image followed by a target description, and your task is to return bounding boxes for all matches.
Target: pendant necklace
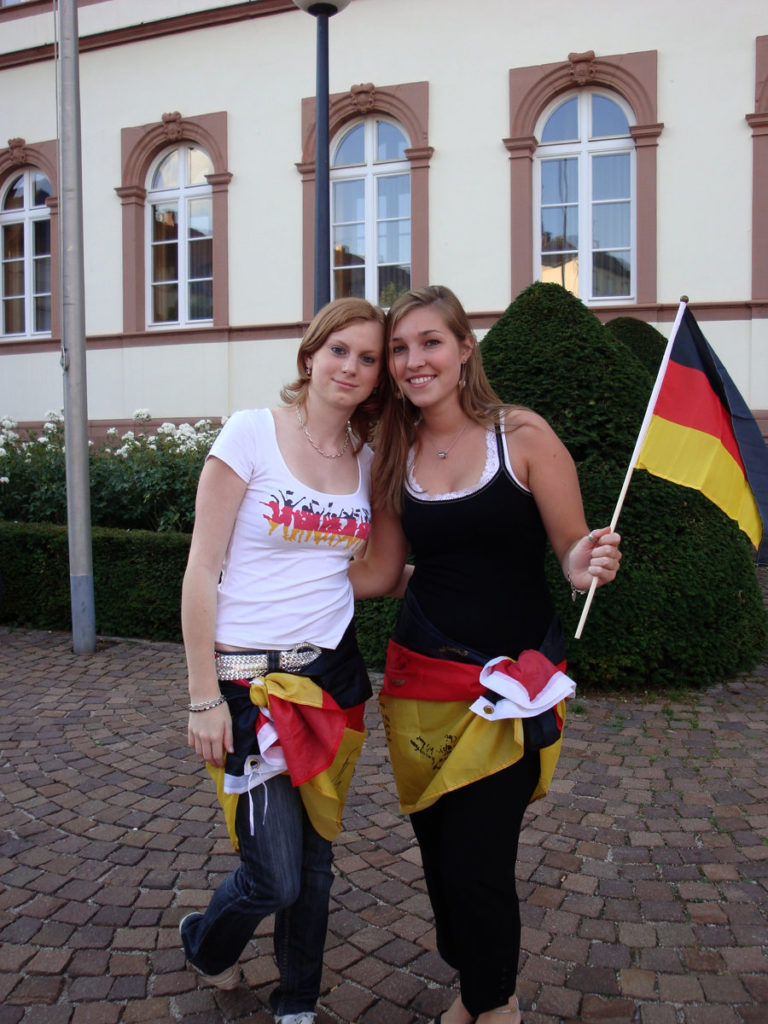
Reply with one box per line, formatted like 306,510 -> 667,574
420,419 -> 470,459
296,406 -> 351,460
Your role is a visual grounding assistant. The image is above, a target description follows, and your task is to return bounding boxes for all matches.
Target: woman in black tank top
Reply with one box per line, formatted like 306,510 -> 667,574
350,286 -> 621,1024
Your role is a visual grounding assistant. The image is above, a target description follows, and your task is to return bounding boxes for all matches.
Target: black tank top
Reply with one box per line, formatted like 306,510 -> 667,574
402,429 -> 555,658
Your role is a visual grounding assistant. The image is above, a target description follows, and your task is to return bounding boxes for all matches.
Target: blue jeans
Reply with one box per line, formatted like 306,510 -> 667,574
180,772 -> 333,1015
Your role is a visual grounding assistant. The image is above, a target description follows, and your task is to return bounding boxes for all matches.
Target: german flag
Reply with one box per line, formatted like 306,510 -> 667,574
635,306 -> 768,565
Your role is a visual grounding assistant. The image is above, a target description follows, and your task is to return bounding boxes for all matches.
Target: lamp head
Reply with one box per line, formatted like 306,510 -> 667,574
292,0 -> 351,14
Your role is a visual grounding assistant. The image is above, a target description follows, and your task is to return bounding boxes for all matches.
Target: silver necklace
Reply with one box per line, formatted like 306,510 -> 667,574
296,406 -> 351,460
420,419 -> 470,459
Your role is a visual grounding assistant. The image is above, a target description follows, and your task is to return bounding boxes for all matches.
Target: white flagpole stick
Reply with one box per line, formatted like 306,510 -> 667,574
574,297 -> 690,639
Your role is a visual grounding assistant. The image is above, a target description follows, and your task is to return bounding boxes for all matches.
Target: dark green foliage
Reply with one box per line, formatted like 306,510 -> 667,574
605,316 -> 667,379
481,282 -> 767,691
354,596 -> 401,670
480,282 -> 650,460
0,521 -> 189,642
0,416 -> 213,533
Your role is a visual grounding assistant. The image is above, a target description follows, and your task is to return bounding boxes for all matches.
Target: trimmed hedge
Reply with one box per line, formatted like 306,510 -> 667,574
0,520 -> 398,668
0,521 -> 189,642
480,282 -> 767,690
605,315 -> 667,378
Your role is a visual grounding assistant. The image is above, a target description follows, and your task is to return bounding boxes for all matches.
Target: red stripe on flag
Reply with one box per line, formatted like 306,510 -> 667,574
654,360 -> 745,473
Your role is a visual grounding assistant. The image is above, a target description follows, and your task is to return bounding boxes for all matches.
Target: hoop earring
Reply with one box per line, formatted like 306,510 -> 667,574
458,363 -> 467,390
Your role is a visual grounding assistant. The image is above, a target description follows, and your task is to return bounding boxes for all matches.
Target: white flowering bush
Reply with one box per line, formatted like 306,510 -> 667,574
0,411 -> 220,532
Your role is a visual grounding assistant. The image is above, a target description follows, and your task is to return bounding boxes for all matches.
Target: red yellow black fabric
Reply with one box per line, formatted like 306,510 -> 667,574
380,640 -> 566,815
207,672 -> 366,847
636,308 -> 768,564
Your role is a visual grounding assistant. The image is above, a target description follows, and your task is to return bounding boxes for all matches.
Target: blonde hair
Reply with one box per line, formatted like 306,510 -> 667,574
281,297 -> 386,451
372,285 -> 508,514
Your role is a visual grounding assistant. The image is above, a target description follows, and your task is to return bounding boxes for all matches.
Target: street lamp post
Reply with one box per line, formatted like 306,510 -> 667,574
293,0 -> 351,312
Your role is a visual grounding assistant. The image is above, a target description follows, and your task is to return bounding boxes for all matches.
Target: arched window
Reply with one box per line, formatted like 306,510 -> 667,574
146,144 -> 214,326
534,91 -> 636,301
330,118 -> 411,307
0,168 -> 52,337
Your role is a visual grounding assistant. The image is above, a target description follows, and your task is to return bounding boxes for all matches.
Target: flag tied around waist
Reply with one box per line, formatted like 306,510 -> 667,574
207,672 -> 366,847
635,306 -> 768,566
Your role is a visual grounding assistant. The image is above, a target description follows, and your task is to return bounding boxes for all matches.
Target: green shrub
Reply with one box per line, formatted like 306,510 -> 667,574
0,412 -> 216,533
354,596 -> 401,670
0,521 -> 189,642
605,315 -> 666,379
480,282 -> 649,461
480,282 -> 767,691
0,520 -> 402,664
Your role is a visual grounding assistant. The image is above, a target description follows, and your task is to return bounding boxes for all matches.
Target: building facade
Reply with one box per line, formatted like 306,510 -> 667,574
1,0 -> 766,434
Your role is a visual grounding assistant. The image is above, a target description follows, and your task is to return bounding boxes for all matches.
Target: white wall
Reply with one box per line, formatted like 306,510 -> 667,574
0,0 -> 766,419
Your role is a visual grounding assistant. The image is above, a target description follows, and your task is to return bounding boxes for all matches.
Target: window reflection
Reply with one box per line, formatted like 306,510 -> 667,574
592,95 -> 630,138
331,118 -> 411,305
537,91 -> 634,301
333,124 -> 365,167
148,146 -> 213,325
1,168 -> 52,336
541,97 -> 578,143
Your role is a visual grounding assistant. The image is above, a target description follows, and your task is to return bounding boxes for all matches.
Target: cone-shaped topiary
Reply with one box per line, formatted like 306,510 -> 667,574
480,282 -> 650,461
480,282 -> 767,691
605,315 -> 667,379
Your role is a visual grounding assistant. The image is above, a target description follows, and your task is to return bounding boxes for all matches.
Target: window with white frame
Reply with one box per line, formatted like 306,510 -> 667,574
535,91 -> 636,302
0,168 -> 52,336
330,118 -> 411,307
146,144 -> 213,326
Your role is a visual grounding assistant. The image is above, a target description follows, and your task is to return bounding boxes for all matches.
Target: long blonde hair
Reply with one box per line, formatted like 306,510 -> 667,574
372,285 -> 507,513
280,297 -> 386,452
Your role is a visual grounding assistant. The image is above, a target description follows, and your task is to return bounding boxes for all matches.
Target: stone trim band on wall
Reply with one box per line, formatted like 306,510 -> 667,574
297,80 -> 431,321
747,36 -> 768,301
116,110 -> 231,335
505,49 -> 662,305
0,137 -> 60,339
0,0 -> 297,67
2,300 -> 765,358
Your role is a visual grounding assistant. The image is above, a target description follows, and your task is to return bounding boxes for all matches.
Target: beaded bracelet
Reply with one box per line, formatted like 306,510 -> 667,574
187,695 -> 226,713
568,572 -> 588,602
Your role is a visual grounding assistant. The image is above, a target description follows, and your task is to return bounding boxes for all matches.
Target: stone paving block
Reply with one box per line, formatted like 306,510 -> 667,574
657,972 -> 705,1002
4,627 -> 768,1022
580,995 -> 634,1023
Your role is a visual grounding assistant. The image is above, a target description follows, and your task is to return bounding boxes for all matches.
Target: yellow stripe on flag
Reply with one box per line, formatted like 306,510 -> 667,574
637,417 -> 762,548
379,694 -> 565,815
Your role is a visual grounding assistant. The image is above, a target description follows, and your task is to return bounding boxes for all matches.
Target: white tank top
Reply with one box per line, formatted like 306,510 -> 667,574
209,408 -> 373,649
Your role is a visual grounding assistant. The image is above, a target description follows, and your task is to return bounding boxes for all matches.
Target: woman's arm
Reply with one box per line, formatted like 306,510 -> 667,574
181,456 -> 247,766
348,505 -> 410,599
509,410 -> 621,594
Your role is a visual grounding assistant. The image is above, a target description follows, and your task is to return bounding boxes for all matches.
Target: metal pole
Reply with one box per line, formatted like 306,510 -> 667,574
58,0 -> 95,653
314,9 -> 331,312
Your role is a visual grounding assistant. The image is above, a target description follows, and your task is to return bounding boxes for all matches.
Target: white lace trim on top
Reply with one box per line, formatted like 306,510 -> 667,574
407,429 -> 528,500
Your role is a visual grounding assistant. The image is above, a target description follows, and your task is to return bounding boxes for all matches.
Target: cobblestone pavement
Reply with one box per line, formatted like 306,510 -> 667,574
1,625 -> 767,1024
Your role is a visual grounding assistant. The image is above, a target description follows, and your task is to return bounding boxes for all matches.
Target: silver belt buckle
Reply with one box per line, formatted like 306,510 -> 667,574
278,642 -> 322,671
215,642 -> 321,680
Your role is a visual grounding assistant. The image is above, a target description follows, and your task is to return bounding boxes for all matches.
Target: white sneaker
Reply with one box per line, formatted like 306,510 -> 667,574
179,913 -> 241,990
274,1014 -> 317,1024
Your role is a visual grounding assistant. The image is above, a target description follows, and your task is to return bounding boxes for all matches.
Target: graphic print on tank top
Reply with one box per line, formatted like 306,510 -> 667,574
261,489 -> 371,552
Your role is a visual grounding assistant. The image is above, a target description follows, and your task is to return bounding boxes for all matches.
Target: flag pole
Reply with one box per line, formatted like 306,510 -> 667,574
574,297 -> 690,639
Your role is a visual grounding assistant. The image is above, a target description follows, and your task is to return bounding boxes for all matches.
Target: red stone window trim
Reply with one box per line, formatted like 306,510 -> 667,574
0,137 -> 59,339
298,81 -> 431,320
747,36 -> 768,301
505,50 -> 662,305
116,110 -> 231,333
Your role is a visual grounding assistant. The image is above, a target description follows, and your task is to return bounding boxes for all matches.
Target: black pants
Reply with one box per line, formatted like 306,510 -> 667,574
410,750 -> 541,1017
